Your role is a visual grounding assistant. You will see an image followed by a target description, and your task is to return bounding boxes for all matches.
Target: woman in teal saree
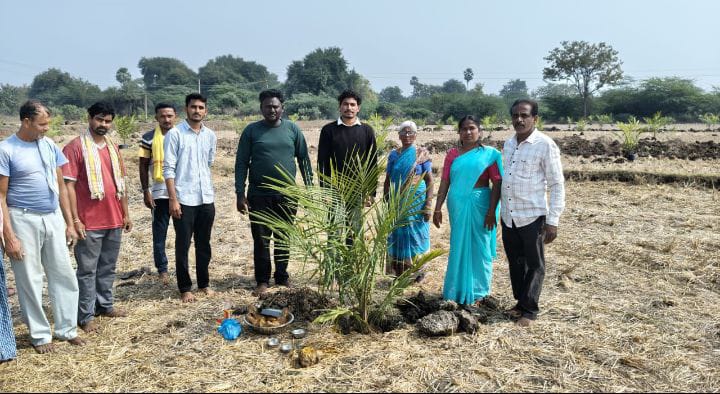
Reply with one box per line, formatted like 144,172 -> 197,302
433,115 -> 503,305
383,121 -> 433,280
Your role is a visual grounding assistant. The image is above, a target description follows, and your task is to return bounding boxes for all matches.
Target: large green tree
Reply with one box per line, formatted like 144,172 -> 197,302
29,68 -> 102,108
441,79 -> 466,94
138,57 -> 197,91
105,67 -> 144,115
379,86 -> 405,103
597,77 -> 710,121
284,47 -> 354,97
543,41 -> 623,117
409,76 -> 439,99
534,83 -> 584,121
0,84 -> 28,115
198,55 -> 279,94
499,79 -> 529,104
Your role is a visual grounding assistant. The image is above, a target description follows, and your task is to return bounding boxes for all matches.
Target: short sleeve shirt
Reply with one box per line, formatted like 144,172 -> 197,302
0,135 -> 67,213
138,129 -> 169,199
62,137 -> 125,230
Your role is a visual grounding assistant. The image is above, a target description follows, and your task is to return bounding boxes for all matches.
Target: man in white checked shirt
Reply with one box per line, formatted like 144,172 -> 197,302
500,99 -> 565,327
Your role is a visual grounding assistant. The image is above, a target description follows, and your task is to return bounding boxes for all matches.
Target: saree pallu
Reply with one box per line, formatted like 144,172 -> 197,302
443,146 -> 503,304
387,146 -> 430,260
0,255 -> 16,361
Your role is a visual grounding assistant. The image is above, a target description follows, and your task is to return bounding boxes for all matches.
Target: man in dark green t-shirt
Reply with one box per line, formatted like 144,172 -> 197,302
235,89 -> 313,295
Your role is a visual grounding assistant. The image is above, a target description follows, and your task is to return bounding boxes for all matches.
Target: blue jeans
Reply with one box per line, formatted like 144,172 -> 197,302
152,199 -> 170,273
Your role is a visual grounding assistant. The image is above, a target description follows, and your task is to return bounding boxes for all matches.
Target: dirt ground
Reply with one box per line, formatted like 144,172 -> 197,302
0,118 -> 718,392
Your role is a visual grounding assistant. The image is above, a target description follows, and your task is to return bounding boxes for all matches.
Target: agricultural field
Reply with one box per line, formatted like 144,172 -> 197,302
0,117 -> 718,392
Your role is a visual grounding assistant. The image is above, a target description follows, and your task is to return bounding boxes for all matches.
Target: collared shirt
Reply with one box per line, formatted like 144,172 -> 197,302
163,120 -> 216,206
500,129 -> 565,227
336,117 -> 362,126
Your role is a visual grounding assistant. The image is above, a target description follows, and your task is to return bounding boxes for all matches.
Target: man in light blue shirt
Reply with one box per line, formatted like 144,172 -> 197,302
163,93 -> 217,303
0,100 -> 84,353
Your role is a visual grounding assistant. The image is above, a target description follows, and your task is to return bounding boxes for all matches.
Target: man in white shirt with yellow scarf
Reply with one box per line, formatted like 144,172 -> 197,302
138,103 -> 176,285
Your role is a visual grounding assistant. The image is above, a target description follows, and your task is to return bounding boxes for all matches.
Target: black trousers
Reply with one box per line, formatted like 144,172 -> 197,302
248,195 -> 297,285
151,199 -> 170,273
172,203 -> 215,293
501,216 -> 546,320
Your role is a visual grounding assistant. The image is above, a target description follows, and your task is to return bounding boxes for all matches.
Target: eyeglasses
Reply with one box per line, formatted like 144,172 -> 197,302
398,131 -> 416,136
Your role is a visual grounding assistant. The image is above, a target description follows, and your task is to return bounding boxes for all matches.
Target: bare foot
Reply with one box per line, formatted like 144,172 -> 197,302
159,272 -> 169,286
7,287 -> 15,297
516,317 -> 533,327
99,308 -> 128,318
67,336 -> 86,346
198,287 -> 216,297
252,283 -> 268,297
180,291 -> 195,303
32,342 -> 55,354
80,320 -> 99,333
504,307 -> 522,320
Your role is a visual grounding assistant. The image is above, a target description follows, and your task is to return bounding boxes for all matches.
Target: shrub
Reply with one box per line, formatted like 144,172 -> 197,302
481,115 -> 497,139
114,115 -> 137,145
699,113 -> 719,130
615,116 -> 644,153
285,93 -> 336,120
231,115 -> 261,135
642,111 -> 673,137
47,114 -> 65,137
576,118 -> 587,131
252,154 -> 444,332
57,104 -> 85,121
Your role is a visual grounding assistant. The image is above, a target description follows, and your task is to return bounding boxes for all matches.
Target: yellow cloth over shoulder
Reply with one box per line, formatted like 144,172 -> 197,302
151,126 -> 164,183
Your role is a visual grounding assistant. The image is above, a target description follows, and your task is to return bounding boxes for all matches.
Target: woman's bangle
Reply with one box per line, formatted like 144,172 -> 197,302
73,218 -> 81,223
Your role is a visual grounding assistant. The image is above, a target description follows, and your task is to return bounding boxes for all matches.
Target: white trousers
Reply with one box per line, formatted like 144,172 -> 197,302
9,208 -> 79,346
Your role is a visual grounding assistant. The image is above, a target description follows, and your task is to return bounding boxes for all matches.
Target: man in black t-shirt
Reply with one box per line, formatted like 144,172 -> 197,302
317,90 -> 378,267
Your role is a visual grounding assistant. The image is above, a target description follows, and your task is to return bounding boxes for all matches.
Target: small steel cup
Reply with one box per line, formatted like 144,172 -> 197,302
280,343 -> 293,353
266,337 -> 280,347
290,328 -> 307,339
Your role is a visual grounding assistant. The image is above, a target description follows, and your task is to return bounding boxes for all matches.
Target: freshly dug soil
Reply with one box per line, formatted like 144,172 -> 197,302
422,136 -> 720,160
258,287 -> 337,322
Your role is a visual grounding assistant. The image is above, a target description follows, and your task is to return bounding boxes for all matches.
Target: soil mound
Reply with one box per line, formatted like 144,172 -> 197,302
424,135 -> 720,160
555,135 -> 720,160
258,287 -> 337,322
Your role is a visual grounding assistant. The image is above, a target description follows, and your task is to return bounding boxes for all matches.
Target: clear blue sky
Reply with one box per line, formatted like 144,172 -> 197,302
1,0 -> 718,96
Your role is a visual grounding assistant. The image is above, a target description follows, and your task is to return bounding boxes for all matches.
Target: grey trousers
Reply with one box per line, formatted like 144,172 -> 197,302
8,208 -> 79,346
74,228 -> 122,326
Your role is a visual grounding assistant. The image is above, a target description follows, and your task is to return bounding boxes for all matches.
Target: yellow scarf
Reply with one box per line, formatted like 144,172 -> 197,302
80,129 -> 125,200
151,126 -> 165,183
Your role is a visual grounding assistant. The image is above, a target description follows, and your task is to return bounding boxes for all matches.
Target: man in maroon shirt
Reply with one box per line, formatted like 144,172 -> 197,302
63,102 -> 132,333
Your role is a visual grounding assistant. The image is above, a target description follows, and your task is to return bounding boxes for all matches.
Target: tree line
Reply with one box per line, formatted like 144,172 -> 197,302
1,43 -> 719,124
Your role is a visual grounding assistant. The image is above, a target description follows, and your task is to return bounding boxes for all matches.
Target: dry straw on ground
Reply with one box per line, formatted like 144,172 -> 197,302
0,121 -> 718,392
